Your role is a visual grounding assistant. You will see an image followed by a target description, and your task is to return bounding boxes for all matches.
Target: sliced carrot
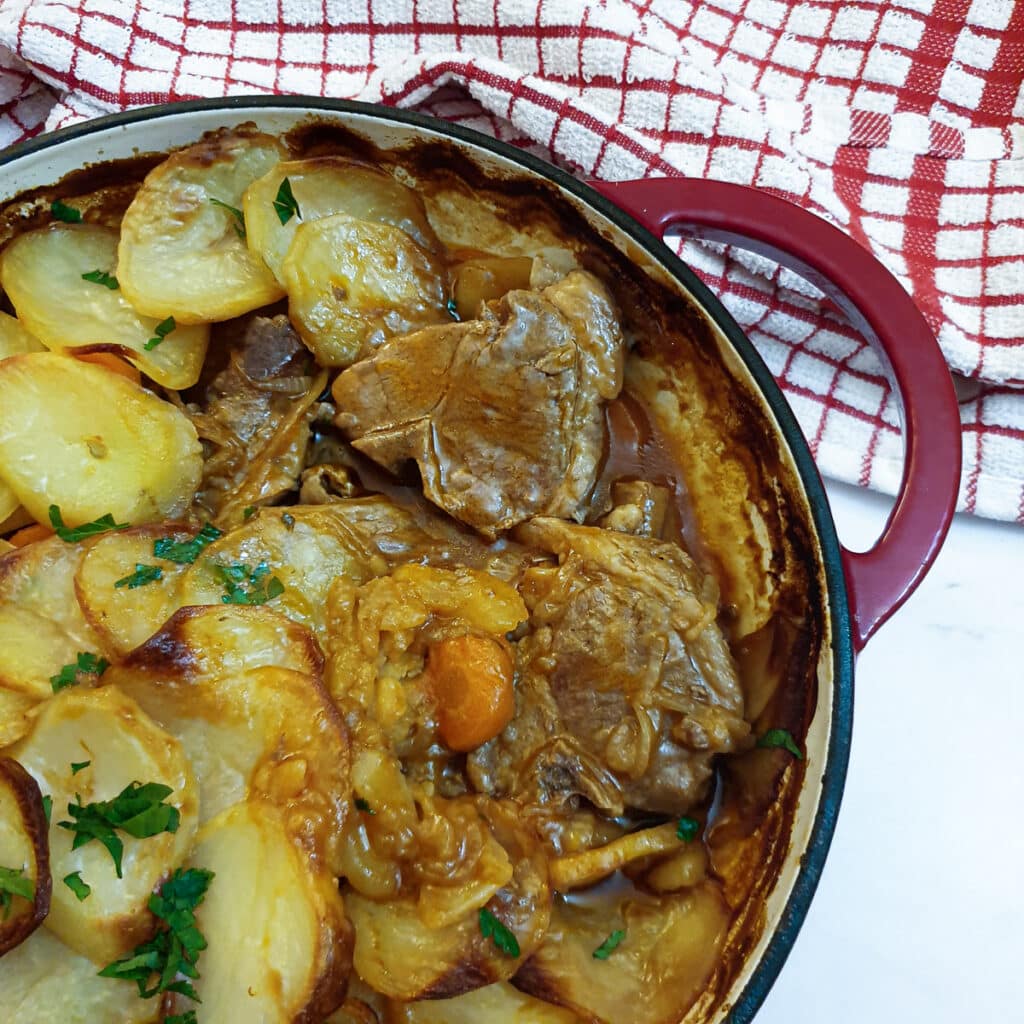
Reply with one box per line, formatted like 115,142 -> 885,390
7,522 -> 53,547
426,634 -> 515,752
73,351 -> 141,384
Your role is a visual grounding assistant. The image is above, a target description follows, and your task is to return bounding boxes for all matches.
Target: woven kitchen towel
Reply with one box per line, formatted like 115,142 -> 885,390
0,0 -> 1021,521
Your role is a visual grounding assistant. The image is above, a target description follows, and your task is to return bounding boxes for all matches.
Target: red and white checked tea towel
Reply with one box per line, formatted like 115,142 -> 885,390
0,0 -> 1021,521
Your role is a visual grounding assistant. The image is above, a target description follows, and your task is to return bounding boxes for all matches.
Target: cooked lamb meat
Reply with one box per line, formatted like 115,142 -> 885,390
469,518 -> 749,816
331,270 -> 626,538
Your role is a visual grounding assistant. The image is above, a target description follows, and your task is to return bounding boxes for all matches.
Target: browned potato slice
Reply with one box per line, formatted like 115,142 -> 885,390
0,927 -> 159,1022
0,310 -> 44,361
8,687 -> 198,964
244,156 -> 440,283
388,983 -> 581,1023
514,885 -> 730,1024
178,506 -> 376,635
0,533 -> 106,653
281,212 -> 447,367
74,524 -> 195,656
451,255 -> 534,321
0,353 -> 202,528
0,224 -> 210,388
163,800 -> 352,1023
0,691 -> 41,749
117,130 -> 286,323
0,758 -> 50,955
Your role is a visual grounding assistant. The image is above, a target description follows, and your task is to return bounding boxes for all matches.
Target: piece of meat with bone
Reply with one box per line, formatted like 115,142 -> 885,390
468,518 -> 749,817
331,270 -> 625,538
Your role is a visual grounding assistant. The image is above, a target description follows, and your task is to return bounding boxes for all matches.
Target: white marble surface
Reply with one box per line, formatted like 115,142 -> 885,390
757,479 -> 1024,1023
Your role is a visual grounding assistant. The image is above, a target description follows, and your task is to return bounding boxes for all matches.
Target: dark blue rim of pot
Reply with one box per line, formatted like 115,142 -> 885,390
0,94 -> 855,1023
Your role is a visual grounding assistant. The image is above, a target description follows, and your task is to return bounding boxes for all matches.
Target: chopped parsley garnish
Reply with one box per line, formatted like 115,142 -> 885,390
49,505 -> 129,543
70,760 -> 91,775
281,512 -> 295,531
272,177 -> 301,224
209,196 -> 246,239
153,523 -> 222,565
478,907 -> 519,958
41,795 -> 52,824
114,563 -> 163,589
446,297 -> 460,320
676,816 -> 700,842
144,315 -> 176,351
757,728 -> 803,760
99,867 -> 214,1003
210,560 -> 284,606
243,505 -> 256,520
63,871 -> 91,901
50,651 -> 110,693
592,928 -> 626,960
354,797 -> 375,814
50,198 -> 82,223
166,1013 -> 198,1024
57,781 -> 181,878
81,268 -> 119,289
0,866 -> 33,919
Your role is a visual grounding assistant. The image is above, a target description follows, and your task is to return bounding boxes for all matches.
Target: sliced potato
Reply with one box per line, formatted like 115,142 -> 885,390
0,533 -> 106,653
0,224 -> 210,388
163,800 -> 352,1023
117,130 -> 286,323
244,156 -> 440,283
0,353 -> 202,527
8,686 -> 198,963
0,481 -> 18,526
388,983 -> 581,1023
111,657 -> 349,869
0,758 -> 50,955
514,885 -> 730,1024
74,524 -> 195,655
0,310 -> 44,361
0,927 -> 159,1023
451,255 -> 534,321
282,212 -> 447,367
0,691 -> 42,749
178,506 -> 378,635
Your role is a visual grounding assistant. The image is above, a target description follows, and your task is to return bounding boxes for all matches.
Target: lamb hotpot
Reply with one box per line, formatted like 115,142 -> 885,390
0,97 -> 960,1023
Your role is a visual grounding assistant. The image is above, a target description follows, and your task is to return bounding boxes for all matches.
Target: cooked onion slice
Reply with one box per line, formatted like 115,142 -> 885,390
0,353 -> 202,528
0,224 -> 209,388
9,687 -> 198,964
163,801 -> 352,1023
388,983 -> 579,1023
117,130 -> 286,323
0,758 -> 51,956
281,212 -> 447,367
244,156 -> 440,283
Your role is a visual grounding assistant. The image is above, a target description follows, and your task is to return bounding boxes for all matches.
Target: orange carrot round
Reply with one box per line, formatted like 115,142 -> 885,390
426,634 -> 515,752
74,351 -> 141,384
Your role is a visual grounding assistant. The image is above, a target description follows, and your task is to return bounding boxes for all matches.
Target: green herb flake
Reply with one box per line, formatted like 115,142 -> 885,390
81,268 -> 119,289
153,523 -> 223,565
592,928 -> 626,960
446,297 -> 460,320
99,867 -> 214,1003
209,196 -> 246,239
144,315 -> 176,352
0,866 -> 34,920
676,816 -> 700,842
41,795 -> 52,824
272,177 -> 301,225
354,797 -> 375,815
63,871 -> 91,901
210,560 -> 284,606
114,563 -> 163,590
165,1012 -> 198,1024
50,651 -> 110,693
58,781 -> 181,878
70,760 -> 91,775
49,505 -> 129,543
50,199 -> 82,223
243,505 -> 256,520
281,512 -> 295,531
757,728 -> 803,760
478,907 -> 520,958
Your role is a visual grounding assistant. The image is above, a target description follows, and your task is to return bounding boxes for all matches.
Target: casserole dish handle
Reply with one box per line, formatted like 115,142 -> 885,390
589,178 -> 961,652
